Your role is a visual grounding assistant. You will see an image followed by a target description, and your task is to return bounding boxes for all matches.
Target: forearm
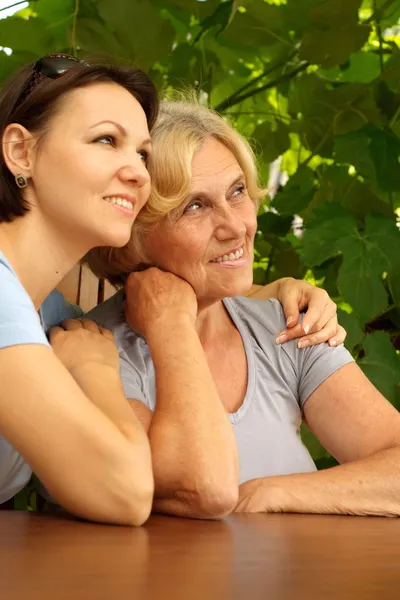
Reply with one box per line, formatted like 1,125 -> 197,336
243,446 -> 400,517
71,364 -> 147,445
146,317 -> 239,518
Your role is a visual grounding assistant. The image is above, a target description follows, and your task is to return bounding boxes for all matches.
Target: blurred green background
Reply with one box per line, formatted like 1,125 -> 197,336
0,0 -> 399,484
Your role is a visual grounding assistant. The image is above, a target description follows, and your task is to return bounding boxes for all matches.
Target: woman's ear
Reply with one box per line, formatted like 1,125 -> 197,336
2,123 -> 36,179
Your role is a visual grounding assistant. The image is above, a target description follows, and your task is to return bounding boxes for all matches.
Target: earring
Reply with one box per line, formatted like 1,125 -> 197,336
15,173 -> 28,188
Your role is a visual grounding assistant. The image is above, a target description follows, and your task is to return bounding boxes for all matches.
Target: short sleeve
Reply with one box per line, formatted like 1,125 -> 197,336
0,261 -> 49,350
40,289 -> 83,331
297,342 -> 354,410
119,352 -> 149,406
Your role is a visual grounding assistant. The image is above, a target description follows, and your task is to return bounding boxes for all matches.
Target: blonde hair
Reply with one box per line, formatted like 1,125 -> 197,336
87,99 -> 266,286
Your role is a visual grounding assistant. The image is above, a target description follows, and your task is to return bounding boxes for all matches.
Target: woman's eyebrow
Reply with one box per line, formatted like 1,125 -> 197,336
89,119 -> 127,134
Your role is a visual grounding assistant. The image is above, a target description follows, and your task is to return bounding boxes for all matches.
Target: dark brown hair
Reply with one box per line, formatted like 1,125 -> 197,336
0,60 -> 159,222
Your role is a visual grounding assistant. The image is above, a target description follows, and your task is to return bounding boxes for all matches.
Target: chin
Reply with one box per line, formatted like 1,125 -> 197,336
95,223 -> 134,249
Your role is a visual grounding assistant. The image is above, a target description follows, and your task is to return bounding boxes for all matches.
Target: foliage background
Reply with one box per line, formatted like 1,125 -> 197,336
0,0 -> 399,471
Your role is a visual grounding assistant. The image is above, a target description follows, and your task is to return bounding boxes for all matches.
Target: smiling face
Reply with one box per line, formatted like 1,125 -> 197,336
144,137 -> 257,305
28,81 -> 152,250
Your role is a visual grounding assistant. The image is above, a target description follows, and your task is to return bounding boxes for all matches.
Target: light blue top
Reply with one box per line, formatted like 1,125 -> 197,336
0,251 -> 82,503
87,291 -> 354,484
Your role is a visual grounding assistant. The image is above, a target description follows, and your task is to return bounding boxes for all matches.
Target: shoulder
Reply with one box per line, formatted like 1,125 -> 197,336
227,296 -> 286,335
86,289 -> 140,348
0,254 -> 49,349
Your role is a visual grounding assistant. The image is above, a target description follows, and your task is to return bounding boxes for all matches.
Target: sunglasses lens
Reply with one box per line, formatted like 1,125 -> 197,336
34,54 -> 88,78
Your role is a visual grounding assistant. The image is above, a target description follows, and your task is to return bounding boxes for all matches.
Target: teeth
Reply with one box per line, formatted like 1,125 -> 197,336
212,247 -> 244,263
104,196 -> 134,210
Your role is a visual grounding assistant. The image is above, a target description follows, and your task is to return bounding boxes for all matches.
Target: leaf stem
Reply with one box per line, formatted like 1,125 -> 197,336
215,61 -> 309,113
365,0 -> 397,24
219,50 -> 298,112
71,0 -> 80,56
373,0 -> 385,75
0,0 -> 28,13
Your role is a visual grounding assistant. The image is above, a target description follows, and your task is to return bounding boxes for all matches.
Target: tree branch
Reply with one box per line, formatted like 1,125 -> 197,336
222,50 -> 298,110
0,1 -> 29,13
365,0 -> 397,24
215,62 -> 309,113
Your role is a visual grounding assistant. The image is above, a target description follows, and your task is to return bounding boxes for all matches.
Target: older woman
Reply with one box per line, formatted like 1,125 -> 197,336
87,101 -> 400,520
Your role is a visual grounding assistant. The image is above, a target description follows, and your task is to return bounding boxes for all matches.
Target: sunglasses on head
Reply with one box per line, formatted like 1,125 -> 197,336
21,53 -> 90,103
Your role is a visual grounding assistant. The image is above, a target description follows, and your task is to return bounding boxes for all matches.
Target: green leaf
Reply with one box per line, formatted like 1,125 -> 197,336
388,269 -> 400,305
257,212 -> 293,238
252,120 -> 291,164
300,24 -> 370,68
76,18 -> 125,59
334,52 -> 382,84
368,128 -> 400,192
302,203 -> 357,266
0,17 -> 56,56
337,214 -> 400,322
97,0 -> 175,69
358,332 -> 400,405
337,309 -> 365,352
272,167 -> 316,216
333,129 -> 377,180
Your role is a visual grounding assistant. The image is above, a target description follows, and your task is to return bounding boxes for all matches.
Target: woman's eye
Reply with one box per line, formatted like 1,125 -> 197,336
232,185 -> 246,197
94,134 -> 116,146
138,149 -> 149,163
184,201 -> 203,213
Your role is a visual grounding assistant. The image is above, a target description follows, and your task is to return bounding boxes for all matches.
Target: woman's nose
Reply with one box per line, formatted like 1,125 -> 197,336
119,157 -> 150,188
214,205 -> 246,240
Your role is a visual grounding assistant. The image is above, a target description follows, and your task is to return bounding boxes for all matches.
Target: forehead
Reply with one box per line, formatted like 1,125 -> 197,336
190,138 -> 243,189
52,82 -> 149,136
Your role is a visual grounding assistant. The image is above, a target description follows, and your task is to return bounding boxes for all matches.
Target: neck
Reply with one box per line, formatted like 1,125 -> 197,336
195,298 -> 233,346
0,211 -> 90,310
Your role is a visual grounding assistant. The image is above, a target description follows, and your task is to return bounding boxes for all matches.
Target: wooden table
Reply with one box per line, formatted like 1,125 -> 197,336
1,511 -> 400,600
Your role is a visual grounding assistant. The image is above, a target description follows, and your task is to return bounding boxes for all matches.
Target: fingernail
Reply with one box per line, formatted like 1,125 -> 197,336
276,334 -> 288,344
303,324 -> 310,335
286,316 -> 294,327
329,339 -> 337,346
298,339 -> 309,349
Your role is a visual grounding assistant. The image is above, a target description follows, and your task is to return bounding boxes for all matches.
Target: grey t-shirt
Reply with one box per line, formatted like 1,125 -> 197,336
87,291 -> 354,484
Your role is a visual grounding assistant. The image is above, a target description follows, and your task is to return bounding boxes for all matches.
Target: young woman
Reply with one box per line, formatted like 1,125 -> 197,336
0,54 -> 158,525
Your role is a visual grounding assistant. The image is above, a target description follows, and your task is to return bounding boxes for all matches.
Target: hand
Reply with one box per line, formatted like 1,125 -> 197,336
275,278 -> 346,348
124,267 -> 198,338
235,478 -> 284,514
49,318 -> 120,375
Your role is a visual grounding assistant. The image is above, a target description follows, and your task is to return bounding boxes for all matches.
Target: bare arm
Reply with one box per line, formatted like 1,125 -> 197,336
0,323 -> 153,526
124,269 -> 239,520
236,363 -> 400,517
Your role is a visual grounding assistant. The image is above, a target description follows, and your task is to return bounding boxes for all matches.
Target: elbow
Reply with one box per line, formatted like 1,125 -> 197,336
48,445 -> 155,527
178,482 -> 239,520
108,448 -> 155,526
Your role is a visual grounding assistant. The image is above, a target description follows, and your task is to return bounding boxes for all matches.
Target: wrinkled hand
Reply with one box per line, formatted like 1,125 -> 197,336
235,478 -> 283,514
49,318 -> 120,375
124,267 -> 198,339
275,278 -> 346,348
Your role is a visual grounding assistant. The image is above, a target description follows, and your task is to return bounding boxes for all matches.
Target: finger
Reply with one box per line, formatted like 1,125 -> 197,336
279,287 -> 301,329
328,324 -> 347,347
275,323 -> 305,344
48,325 -> 65,343
59,318 -> 85,331
80,319 -> 102,333
98,326 -> 115,340
296,316 -> 338,348
301,297 -> 336,335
